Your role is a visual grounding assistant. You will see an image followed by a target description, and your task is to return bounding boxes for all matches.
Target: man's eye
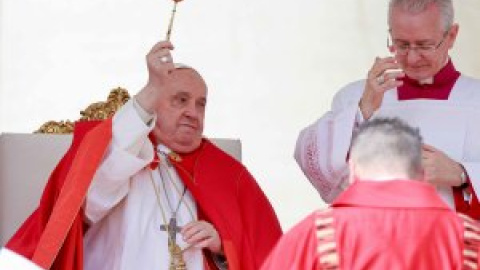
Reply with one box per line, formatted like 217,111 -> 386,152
418,45 -> 434,51
172,95 -> 189,107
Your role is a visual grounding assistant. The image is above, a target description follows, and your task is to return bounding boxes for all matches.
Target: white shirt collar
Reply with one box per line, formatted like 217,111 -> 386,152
416,57 -> 449,85
157,144 -> 171,155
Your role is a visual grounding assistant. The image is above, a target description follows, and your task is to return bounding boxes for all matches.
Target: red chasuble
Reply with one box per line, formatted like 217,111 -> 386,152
397,60 -> 480,219
170,140 -> 282,270
7,119 -> 282,270
261,180 -> 480,270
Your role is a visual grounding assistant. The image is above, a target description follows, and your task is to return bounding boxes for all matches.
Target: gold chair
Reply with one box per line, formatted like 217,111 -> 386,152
36,87 -> 131,134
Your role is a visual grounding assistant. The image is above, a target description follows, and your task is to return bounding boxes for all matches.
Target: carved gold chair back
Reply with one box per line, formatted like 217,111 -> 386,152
36,87 -> 131,134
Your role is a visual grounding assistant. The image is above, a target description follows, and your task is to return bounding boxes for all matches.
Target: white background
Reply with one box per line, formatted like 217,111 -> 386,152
1,0 -> 479,230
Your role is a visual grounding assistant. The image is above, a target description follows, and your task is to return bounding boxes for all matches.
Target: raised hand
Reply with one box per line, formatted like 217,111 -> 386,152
135,41 -> 176,114
360,56 -> 404,119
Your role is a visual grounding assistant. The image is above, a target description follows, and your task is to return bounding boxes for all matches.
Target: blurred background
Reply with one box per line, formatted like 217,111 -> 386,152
1,0 -> 479,230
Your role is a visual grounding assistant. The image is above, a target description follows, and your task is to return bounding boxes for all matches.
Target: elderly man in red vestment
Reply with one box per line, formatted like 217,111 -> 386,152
295,0 -> 480,218
263,117 -> 480,270
4,40 -> 282,270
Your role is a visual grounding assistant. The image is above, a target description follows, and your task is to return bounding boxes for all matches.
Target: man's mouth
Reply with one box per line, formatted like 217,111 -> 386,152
179,123 -> 198,130
407,64 -> 429,70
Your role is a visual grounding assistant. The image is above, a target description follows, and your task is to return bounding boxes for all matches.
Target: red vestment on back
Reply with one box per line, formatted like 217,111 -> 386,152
262,180 -> 480,270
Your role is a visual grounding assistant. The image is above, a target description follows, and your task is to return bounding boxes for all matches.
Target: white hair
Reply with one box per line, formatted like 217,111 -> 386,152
350,117 -> 423,179
388,0 -> 454,31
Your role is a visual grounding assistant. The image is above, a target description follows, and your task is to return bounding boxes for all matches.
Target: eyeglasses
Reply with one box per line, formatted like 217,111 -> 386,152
388,31 -> 449,56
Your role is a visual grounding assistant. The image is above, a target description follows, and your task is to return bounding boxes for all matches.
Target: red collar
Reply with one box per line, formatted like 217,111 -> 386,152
148,135 -> 206,175
173,140 -> 206,174
397,59 -> 460,100
332,180 -> 450,210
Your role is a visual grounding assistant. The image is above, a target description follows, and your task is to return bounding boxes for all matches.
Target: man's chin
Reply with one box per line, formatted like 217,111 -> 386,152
405,67 -> 436,81
406,72 -> 434,82
171,137 -> 202,153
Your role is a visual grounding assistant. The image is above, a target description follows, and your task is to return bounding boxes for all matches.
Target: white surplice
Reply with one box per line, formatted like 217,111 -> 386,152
83,100 -> 204,270
295,75 -> 480,205
0,248 -> 43,270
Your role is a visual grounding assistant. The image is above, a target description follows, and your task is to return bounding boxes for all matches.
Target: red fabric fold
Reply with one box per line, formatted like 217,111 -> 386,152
6,120 -> 110,270
7,122 -> 281,270
172,139 -> 283,270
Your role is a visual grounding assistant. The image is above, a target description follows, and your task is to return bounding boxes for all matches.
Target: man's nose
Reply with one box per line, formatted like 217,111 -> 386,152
184,102 -> 200,119
406,48 -> 423,64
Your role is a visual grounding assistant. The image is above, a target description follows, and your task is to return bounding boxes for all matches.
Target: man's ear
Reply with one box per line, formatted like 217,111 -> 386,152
447,23 -> 459,50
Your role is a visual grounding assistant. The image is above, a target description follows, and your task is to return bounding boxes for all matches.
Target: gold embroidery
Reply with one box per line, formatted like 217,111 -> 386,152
315,209 -> 339,269
459,213 -> 480,270
168,152 -> 183,162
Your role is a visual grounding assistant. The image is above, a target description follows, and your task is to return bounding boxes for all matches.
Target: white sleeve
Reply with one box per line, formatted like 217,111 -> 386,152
0,248 -> 43,270
462,163 -> 480,204
294,81 -> 365,203
460,105 -> 480,205
84,99 -> 156,223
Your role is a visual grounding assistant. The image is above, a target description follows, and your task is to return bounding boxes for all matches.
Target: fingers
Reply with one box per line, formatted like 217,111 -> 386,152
193,238 -> 215,251
149,40 -> 174,54
182,223 -> 209,242
181,221 -> 214,243
421,144 -> 438,164
369,57 -> 400,77
181,221 -> 221,253
421,149 -> 433,164
377,71 -> 404,89
148,41 -> 174,62
360,56 -> 405,119
422,143 -> 437,152
146,40 -> 176,73
421,146 -> 461,186
368,57 -> 404,89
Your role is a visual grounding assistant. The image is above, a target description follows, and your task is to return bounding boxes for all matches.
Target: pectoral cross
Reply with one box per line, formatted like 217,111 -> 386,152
160,217 -> 186,270
160,217 -> 182,247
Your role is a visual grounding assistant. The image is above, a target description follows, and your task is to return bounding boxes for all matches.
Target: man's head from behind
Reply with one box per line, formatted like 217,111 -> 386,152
153,66 -> 208,154
349,118 -> 423,183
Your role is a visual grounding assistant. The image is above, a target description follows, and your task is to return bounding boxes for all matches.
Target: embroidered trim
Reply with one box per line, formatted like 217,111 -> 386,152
326,120 -> 350,199
315,209 -> 339,270
326,121 -> 338,180
459,213 -> 480,270
304,127 -> 334,198
302,120 -> 348,202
